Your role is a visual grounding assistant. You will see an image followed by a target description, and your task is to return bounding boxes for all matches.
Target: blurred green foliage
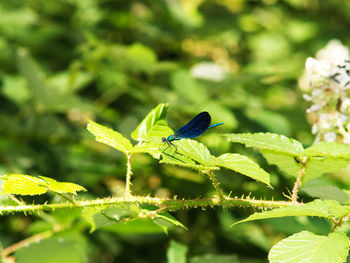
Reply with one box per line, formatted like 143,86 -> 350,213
1,0 -> 350,262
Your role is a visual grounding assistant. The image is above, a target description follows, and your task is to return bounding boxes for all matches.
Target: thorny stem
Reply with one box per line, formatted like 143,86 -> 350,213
331,213 -> 350,232
125,153 -> 133,197
291,159 -> 307,204
8,194 -> 56,225
206,171 -> 225,201
0,196 -> 294,215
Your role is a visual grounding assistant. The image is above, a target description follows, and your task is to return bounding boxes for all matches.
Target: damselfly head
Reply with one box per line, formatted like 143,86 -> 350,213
161,137 -> 167,142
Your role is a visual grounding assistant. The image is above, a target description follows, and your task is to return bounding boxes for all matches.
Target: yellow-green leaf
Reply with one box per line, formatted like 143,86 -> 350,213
87,120 -> 133,153
1,174 -> 86,196
131,103 -> 173,142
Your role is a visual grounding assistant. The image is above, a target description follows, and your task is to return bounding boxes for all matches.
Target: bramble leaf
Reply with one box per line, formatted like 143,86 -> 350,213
82,204 -> 141,232
269,231 -> 349,263
131,103 -> 173,142
1,174 -> 86,196
303,157 -> 349,182
174,139 -> 213,165
87,120 -> 133,153
160,152 -> 218,171
303,142 -> 350,158
133,142 -> 163,159
215,153 -> 270,186
261,150 -> 301,178
225,133 -> 304,156
82,205 -> 187,233
232,200 -> 350,226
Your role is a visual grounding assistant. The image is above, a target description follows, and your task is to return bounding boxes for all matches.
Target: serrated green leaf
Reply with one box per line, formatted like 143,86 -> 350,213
232,200 -> 350,226
82,204 -> 141,232
268,231 -> 349,263
175,139 -> 213,165
302,185 -> 349,203
15,237 -> 85,263
87,120 -> 133,153
150,211 -> 188,233
160,152 -> 218,171
303,157 -> 349,183
303,142 -> 350,158
133,142 -> 162,159
225,133 -> 304,156
1,174 -> 86,196
261,150 -> 301,178
216,153 -> 270,186
39,176 -> 86,195
131,103 -> 173,142
1,174 -> 47,195
167,240 -> 188,263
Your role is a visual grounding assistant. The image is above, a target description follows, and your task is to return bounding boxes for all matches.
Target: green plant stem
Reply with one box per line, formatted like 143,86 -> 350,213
0,196 -> 294,215
291,159 -> 307,204
8,194 -> 56,225
206,171 -> 225,201
125,153 -> 133,197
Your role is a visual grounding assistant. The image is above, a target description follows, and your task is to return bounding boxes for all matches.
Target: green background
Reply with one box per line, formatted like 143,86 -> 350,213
1,0 -> 350,262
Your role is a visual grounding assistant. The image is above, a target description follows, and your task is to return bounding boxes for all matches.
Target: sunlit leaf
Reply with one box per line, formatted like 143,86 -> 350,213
232,200 -> 350,226
133,142 -> 162,159
303,142 -> 350,158
1,174 -> 86,196
131,103 -> 173,142
303,157 -> 350,182
215,153 -> 270,186
269,231 -> 349,263
39,176 -> 87,195
87,120 -> 133,153
225,133 -> 304,156
175,139 -> 213,165
1,174 -> 46,195
160,152 -> 218,171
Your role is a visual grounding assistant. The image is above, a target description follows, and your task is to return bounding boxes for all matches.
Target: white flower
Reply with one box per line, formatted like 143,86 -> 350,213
305,57 -> 330,77
341,99 -> 350,113
323,132 -> 337,142
344,133 -> 350,144
316,40 -> 349,66
300,39 -> 350,144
